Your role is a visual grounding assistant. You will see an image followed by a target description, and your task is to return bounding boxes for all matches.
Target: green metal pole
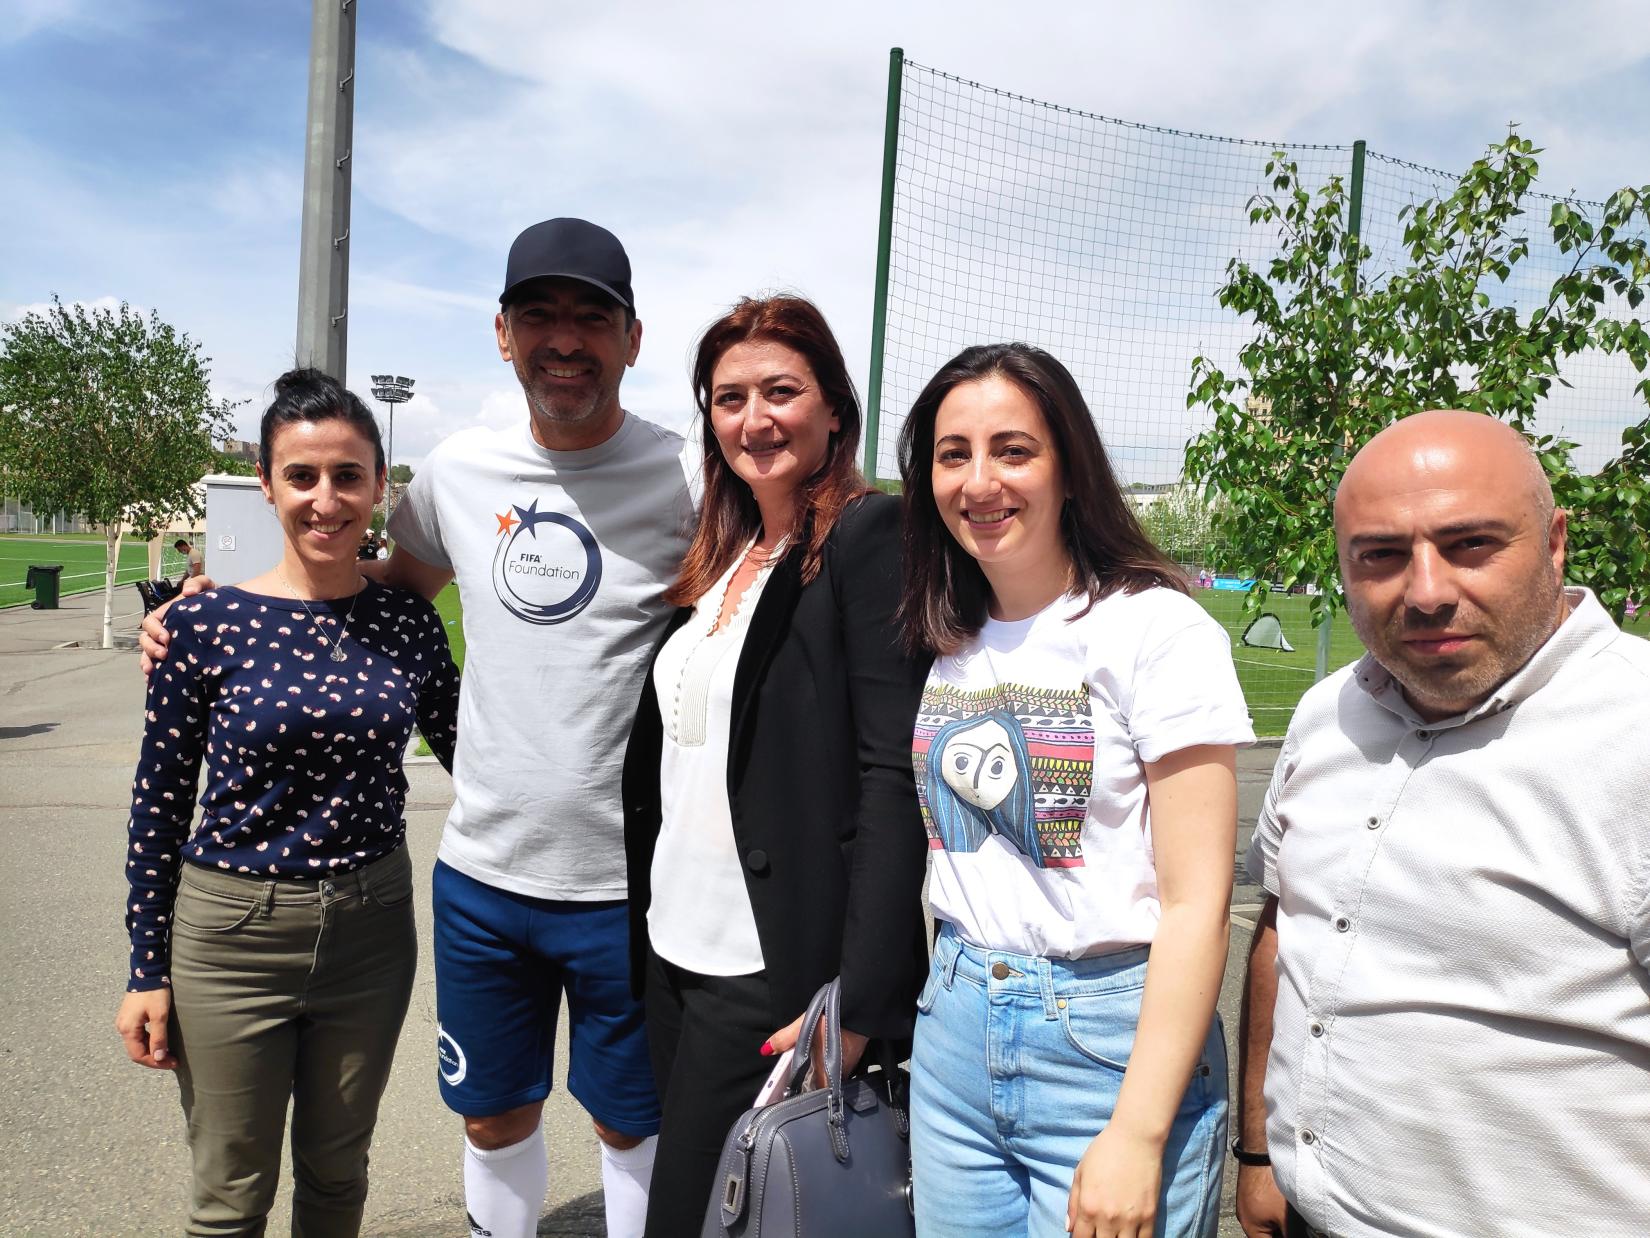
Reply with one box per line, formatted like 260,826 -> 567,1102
863,47 -> 905,484
1316,138 -> 1366,683
1347,138 -> 1366,238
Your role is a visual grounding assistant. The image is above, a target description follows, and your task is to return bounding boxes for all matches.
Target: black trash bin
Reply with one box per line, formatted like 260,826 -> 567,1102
25,564 -> 64,609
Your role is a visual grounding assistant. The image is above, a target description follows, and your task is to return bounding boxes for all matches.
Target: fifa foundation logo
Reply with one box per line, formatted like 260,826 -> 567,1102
437,1023 -> 467,1086
491,499 -> 603,625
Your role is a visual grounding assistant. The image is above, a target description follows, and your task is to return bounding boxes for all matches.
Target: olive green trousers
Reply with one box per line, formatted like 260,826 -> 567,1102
169,845 -> 416,1237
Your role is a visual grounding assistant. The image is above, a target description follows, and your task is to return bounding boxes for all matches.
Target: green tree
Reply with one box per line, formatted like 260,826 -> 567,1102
209,447 -> 257,477
389,462 -> 413,485
1185,133 -> 1650,628
1136,485 -> 1224,569
0,298 -> 237,647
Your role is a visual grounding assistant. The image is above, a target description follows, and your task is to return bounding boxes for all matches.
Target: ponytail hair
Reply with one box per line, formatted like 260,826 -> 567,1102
258,368 -> 386,477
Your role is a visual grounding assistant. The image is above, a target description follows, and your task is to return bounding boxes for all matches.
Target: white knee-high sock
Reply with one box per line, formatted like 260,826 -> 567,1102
463,1122 -> 547,1238
599,1135 -> 656,1238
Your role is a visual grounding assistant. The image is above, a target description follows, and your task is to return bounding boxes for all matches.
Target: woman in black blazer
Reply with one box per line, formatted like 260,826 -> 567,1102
621,295 -> 930,1235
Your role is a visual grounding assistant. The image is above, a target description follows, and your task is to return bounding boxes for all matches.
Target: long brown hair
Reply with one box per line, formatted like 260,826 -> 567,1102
665,296 -> 870,605
897,342 -> 1187,655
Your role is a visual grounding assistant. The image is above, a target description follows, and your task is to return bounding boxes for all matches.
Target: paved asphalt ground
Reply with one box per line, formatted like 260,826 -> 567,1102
0,593 -> 1273,1237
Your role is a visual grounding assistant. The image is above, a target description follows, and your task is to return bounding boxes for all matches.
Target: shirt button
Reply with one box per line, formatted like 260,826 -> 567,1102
1333,915 -> 1352,933
744,849 -> 769,873
1366,815 -> 1380,829
1309,1020 -> 1325,1037
1416,729 -> 1432,741
1300,1128 -> 1317,1145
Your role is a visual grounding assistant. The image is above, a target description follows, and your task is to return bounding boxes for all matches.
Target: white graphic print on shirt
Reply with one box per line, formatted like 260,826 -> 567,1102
490,499 -> 602,626
915,683 -> 1094,869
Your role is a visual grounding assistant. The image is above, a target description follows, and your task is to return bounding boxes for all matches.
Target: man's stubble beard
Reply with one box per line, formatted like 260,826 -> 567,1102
514,354 -> 619,429
1349,558 -> 1564,718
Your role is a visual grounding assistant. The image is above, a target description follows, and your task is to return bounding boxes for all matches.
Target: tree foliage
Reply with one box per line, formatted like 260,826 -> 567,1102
1185,133 -> 1650,623
1136,486 -> 1223,568
1,298 -> 238,645
0,298 -> 237,535
209,448 -> 257,477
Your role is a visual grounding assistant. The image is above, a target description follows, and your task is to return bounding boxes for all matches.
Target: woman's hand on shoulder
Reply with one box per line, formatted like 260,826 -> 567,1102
115,988 -> 176,1070
1067,1122 -> 1165,1238
762,1012 -> 869,1088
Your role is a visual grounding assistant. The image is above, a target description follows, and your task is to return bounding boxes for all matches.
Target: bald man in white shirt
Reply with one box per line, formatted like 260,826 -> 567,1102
1236,411 -> 1650,1238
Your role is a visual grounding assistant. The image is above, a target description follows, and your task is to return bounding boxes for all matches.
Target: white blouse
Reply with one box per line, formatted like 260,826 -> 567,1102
647,540 -> 785,975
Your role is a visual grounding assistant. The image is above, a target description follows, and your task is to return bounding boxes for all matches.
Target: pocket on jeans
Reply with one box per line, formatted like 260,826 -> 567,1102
1058,988 -> 1141,1074
365,850 -> 414,908
915,964 -> 942,1015
172,880 -> 260,934
1180,1017 -> 1228,1112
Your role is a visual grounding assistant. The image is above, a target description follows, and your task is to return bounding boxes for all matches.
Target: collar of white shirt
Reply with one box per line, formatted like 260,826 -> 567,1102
1348,586 -> 1613,730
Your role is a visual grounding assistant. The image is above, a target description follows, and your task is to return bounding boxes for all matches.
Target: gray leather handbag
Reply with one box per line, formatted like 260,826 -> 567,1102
700,977 -> 915,1237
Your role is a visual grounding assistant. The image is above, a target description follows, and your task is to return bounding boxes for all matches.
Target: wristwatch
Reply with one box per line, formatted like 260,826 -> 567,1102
1230,1138 -> 1271,1167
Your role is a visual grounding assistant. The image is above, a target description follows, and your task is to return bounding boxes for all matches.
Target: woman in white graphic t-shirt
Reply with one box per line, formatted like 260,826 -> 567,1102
897,343 -> 1254,1238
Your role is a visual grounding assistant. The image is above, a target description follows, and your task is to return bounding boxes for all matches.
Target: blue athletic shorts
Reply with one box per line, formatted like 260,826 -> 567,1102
431,860 -> 661,1136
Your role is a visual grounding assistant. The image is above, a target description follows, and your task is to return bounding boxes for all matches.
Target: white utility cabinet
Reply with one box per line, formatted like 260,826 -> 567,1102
202,474 -> 281,585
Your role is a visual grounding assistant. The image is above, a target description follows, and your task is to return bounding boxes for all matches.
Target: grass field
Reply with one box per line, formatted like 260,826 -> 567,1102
1193,590 -> 1367,734
432,583 -> 466,668
0,535 -> 188,609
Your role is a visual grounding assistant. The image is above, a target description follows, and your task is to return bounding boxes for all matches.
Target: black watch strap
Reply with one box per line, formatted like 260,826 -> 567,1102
1231,1138 -> 1272,1167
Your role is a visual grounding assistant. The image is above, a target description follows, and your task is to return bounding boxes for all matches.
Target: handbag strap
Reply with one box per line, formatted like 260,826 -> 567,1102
784,977 -> 840,1097
784,977 -> 856,1163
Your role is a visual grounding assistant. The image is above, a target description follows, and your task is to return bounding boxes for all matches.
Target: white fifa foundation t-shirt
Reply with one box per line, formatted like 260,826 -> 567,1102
913,586 -> 1253,958
389,414 -> 695,900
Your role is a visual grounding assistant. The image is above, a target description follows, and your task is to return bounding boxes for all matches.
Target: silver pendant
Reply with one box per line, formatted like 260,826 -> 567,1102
329,645 -> 348,663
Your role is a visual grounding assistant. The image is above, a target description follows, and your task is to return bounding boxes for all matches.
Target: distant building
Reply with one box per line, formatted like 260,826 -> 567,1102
1124,482 -> 1177,509
218,437 -> 259,464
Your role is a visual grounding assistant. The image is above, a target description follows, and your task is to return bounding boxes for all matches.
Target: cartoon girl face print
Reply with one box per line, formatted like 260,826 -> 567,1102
939,717 -> 1019,812
915,681 -> 1092,869
925,710 -> 1043,865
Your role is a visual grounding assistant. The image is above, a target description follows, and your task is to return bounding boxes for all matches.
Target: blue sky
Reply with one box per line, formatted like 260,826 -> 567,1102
4,0 -> 1648,472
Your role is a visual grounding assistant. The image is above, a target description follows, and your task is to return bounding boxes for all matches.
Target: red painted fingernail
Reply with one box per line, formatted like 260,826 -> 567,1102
759,1042 -> 774,1057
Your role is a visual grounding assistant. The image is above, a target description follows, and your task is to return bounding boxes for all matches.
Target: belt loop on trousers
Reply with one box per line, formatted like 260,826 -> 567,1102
1038,960 -> 1059,1019
258,882 -> 276,918
939,933 -> 962,991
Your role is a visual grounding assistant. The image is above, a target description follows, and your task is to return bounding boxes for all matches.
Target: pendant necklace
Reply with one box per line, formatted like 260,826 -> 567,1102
278,571 -> 362,663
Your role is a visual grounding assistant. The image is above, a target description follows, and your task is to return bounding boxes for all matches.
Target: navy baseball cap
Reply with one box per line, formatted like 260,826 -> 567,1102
500,217 -> 634,312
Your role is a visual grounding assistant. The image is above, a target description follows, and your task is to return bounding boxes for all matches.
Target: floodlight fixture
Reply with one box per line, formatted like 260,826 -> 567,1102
370,374 -> 416,525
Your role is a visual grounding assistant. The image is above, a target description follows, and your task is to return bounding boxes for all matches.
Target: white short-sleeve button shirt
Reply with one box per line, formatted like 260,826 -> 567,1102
1250,588 -> 1650,1238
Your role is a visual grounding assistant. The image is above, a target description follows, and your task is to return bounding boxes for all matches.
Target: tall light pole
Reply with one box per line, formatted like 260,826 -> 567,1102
297,0 -> 356,379
370,374 -> 414,528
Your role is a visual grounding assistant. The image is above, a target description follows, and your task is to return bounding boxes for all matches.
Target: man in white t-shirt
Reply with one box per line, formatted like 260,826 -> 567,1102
388,220 -> 692,1238
1236,411 -> 1650,1238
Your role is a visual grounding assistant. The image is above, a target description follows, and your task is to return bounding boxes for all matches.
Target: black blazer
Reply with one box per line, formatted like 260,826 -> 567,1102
621,492 -> 931,1039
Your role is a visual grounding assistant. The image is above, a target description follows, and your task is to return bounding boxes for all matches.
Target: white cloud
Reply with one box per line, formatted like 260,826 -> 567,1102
2,0 -> 110,47
6,295 -> 127,321
6,0 -> 1648,486
351,273 -> 496,318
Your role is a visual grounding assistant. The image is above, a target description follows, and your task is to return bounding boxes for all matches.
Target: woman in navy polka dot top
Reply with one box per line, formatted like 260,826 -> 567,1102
126,579 -> 457,980
116,369 -> 458,1234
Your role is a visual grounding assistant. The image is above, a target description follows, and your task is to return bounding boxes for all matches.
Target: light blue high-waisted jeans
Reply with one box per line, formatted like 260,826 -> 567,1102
910,924 -> 1228,1237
